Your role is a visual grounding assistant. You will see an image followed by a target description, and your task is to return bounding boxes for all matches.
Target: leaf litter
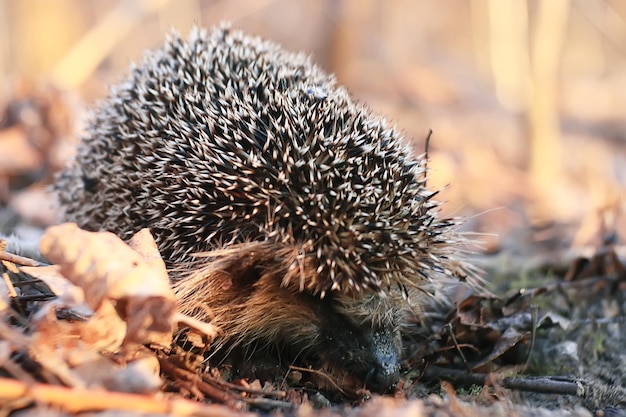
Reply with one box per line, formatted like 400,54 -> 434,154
0,221 -> 624,416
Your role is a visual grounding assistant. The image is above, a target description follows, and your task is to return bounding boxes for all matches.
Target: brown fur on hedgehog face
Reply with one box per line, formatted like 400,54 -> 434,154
174,242 -> 407,392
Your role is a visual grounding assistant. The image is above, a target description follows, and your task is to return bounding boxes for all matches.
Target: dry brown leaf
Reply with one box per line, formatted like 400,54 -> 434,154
20,264 -> 84,304
31,298 -> 126,355
3,221 -> 243,404
124,295 -> 175,347
39,223 -> 172,307
128,228 -> 167,276
38,223 -> 175,346
39,225 -> 108,310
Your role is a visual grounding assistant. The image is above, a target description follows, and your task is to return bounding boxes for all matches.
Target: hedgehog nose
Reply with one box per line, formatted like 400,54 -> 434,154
366,351 -> 400,393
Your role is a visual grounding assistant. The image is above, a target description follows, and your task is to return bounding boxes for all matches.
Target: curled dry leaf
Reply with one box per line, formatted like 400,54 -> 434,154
31,297 -> 126,355
128,228 -> 167,275
6,224 -> 181,392
123,294 -> 175,347
20,264 -> 85,305
471,326 -> 527,371
38,223 -> 175,346
39,223 -> 172,305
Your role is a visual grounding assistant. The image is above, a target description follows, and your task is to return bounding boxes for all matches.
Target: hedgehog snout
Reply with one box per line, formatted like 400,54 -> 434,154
364,328 -> 401,393
318,310 -> 402,393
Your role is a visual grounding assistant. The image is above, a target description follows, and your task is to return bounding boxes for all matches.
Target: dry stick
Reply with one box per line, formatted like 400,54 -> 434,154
2,272 -> 16,297
242,397 -> 294,411
445,322 -> 471,372
524,304 -> 538,369
510,272 -> 623,308
0,377 -> 254,416
158,356 -> 243,407
423,366 -> 584,397
0,252 -> 45,267
159,356 -> 292,409
288,365 -> 351,397
201,371 -> 287,399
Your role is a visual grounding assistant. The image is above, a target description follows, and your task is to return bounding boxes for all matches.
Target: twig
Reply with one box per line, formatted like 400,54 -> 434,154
288,365 -> 352,397
242,396 -> 293,410
158,356 -> 244,408
0,377 -> 254,416
525,304 -> 538,368
202,371 -> 287,399
423,366 -> 585,397
160,355 -> 291,409
507,272 -> 625,308
445,322 -> 471,371
0,251 -> 46,267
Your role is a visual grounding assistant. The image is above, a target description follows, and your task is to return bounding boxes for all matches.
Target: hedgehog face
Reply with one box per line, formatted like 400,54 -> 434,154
246,287 -> 403,393
175,251 -> 404,393
316,292 -> 403,392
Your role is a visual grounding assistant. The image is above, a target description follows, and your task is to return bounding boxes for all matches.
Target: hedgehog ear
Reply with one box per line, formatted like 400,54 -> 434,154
226,260 -> 261,288
174,242 -> 272,305
189,241 -> 278,288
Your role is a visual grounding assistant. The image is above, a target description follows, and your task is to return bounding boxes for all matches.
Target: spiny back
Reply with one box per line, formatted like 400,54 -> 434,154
56,26 -> 456,296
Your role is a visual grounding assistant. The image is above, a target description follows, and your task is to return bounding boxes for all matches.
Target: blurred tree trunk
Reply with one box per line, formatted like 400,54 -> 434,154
527,0 -> 570,208
52,0 -> 172,88
486,0 -> 530,111
486,0 -> 570,218
325,0 -> 376,84
8,0 -> 85,78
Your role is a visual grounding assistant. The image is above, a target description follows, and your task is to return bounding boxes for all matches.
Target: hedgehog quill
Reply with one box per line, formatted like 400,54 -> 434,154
55,26 -> 472,393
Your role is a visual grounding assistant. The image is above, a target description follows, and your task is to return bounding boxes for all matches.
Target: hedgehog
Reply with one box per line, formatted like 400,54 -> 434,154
55,26 -> 470,393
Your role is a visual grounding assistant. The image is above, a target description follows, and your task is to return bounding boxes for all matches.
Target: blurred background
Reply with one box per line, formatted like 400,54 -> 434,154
1,0 -> 625,256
